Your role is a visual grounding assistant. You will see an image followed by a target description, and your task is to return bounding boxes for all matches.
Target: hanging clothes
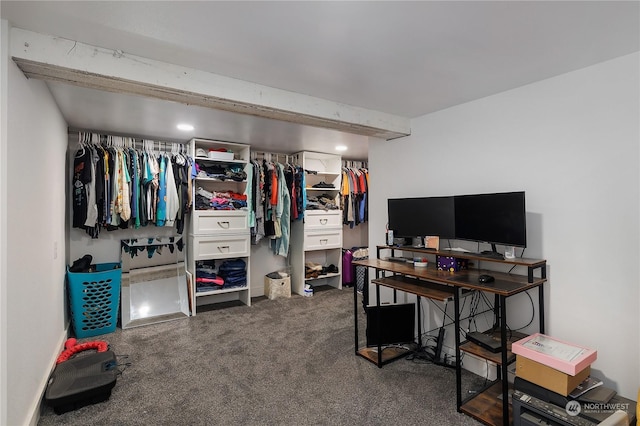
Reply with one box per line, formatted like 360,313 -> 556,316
270,162 -> 291,257
71,133 -> 192,238
341,163 -> 369,228
248,154 -> 302,256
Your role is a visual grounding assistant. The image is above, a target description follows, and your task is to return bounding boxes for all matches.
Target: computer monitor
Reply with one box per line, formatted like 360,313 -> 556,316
454,191 -> 527,250
387,196 -> 455,240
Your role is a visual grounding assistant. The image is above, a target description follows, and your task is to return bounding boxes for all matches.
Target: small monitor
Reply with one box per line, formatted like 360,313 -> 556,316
366,303 -> 415,346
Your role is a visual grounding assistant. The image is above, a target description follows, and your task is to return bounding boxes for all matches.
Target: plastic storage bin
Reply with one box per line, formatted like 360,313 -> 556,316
66,263 -> 122,338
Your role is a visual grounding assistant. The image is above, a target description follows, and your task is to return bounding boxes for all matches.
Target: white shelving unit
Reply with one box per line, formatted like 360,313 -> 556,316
290,151 -> 343,295
187,138 -> 251,314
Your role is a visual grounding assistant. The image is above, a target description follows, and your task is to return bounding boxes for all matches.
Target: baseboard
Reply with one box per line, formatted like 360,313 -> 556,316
27,323 -> 69,426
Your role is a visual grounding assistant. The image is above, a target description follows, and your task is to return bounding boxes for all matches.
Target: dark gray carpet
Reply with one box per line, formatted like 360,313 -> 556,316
38,287 -> 483,425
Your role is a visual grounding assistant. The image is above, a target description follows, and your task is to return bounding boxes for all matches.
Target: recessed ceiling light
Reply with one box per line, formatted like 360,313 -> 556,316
176,123 -> 194,131
335,145 -> 347,151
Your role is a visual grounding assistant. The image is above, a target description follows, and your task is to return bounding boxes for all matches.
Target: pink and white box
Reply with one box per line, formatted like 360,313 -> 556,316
512,333 -> 597,375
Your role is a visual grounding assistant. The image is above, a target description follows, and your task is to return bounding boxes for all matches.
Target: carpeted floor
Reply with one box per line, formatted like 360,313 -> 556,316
38,286 -> 484,425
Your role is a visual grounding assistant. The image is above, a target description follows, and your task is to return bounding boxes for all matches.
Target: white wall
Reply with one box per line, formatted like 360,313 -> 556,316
369,53 -> 640,398
0,19 -> 9,426
4,22 -> 69,425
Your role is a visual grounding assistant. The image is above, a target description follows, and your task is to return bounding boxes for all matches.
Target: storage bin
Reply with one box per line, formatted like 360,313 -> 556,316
208,150 -> 234,161
67,263 -> 122,338
264,273 -> 291,300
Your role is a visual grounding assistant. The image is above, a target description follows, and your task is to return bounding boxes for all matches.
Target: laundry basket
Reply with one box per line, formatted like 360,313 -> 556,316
66,263 -> 122,338
352,247 -> 369,293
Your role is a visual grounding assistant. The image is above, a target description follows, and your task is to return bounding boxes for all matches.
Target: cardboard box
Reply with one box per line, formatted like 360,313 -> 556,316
264,274 -> 291,300
512,333 -> 597,375
425,236 -> 440,250
516,355 -> 591,396
436,256 -> 468,272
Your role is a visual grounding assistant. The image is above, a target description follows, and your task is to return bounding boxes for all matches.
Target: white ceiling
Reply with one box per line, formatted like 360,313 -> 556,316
2,1 -> 639,159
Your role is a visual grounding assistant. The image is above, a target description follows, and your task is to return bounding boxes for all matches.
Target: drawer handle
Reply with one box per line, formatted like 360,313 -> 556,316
217,221 -> 230,229
320,239 -> 328,245
217,245 -> 230,252
320,219 -> 328,225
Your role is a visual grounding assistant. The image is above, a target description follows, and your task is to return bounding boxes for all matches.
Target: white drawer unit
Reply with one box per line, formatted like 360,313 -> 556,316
192,210 -> 249,235
187,138 -> 252,314
290,151 -> 344,296
304,210 -> 342,230
304,230 -> 342,251
191,235 -> 250,260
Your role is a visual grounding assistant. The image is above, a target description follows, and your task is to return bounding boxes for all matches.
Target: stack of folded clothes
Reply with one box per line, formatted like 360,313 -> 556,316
195,260 -> 224,292
195,187 -> 248,210
306,194 -> 339,210
217,258 -> 247,288
305,262 -> 339,278
195,162 -> 247,182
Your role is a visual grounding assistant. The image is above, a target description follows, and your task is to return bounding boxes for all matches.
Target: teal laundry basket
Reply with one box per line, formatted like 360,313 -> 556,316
66,263 -> 121,338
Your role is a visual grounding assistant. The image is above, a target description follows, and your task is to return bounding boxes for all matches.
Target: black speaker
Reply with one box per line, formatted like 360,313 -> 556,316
45,351 -> 118,414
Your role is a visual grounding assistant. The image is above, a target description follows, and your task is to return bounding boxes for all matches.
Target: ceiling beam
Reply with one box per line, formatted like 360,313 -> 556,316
9,27 -> 410,140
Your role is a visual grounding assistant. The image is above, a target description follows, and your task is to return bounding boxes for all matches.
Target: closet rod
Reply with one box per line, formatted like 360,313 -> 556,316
76,131 -> 186,152
251,150 -> 294,164
342,160 -> 367,168
73,129 -> 185,148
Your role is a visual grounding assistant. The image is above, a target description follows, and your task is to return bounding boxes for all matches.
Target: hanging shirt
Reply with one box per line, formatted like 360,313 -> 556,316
72,147 -> 92,228
120,149 -> 132,222
246,162 -> 255,228
83,146 -> 99,228
164,154 -> 180,226
156,154 -> 167,226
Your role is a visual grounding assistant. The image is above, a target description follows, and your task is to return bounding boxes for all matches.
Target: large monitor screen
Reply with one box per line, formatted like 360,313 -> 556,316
454,191 -> 527,247
387,196 -> 455,239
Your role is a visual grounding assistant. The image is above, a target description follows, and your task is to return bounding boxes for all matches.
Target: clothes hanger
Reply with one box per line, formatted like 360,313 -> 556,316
76,133 -> 86,157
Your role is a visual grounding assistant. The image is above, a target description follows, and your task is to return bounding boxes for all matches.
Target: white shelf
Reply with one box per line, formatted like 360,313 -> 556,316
194,176 -> 248,183
194,156 -> 248,165
305,272 -> 341,282
195,286 -> 249,297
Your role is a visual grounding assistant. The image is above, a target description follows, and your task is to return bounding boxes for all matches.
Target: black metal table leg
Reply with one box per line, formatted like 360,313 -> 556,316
455,287 -> 462,411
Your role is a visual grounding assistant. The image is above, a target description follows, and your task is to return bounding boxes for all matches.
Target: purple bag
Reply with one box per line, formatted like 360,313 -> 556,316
342,249 -> 353,285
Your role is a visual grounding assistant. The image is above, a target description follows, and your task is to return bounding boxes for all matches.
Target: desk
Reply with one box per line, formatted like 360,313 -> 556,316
353,248 -> 547,426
